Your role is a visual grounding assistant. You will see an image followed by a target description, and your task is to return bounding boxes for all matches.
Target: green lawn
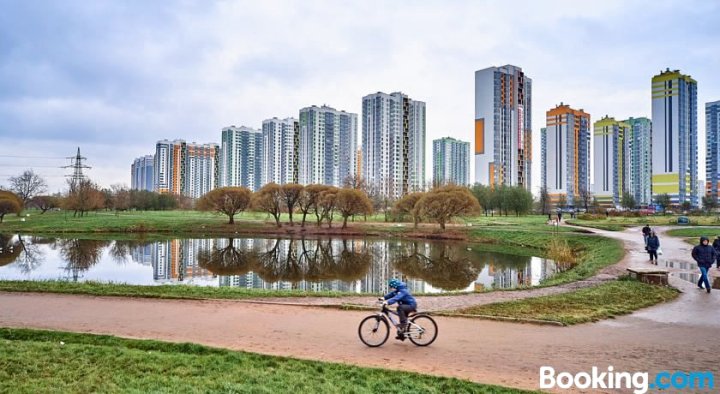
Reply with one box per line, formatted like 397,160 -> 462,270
455,278 -> 679,325
567,215 -> 720,231
468,228 -> 624,286
0,328 -> 533,394
666,227 -> 720,238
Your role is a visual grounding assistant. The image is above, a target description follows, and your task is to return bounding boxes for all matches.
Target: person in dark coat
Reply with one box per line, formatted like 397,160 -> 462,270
646,231 -> 660,264
642,224 -> 651,246
691,236 -> 717,293
713,235 -> 720,269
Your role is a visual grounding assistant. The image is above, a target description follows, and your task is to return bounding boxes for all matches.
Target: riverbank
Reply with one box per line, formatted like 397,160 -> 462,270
0,328 -> 527,393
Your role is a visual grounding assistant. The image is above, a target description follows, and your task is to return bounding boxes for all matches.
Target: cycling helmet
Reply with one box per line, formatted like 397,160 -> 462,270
388,278 -> 401,288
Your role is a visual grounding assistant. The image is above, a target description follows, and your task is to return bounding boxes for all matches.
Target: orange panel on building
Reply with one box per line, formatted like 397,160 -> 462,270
475,119 -> 485,154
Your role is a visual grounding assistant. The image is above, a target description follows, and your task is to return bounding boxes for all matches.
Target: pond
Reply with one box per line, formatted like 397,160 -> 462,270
0,234 -> 558,293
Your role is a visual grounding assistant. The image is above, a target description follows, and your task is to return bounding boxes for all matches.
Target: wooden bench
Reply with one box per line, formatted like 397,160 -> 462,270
626,267 -> 669,286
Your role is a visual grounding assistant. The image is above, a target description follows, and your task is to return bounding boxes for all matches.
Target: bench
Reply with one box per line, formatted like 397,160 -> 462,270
626,267 -> 669,286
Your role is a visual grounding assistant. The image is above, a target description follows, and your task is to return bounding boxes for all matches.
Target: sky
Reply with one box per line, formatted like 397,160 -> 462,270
1,0 -> 719,194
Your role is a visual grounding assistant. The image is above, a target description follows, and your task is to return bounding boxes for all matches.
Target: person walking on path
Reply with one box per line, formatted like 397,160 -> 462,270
691,236 -> 716,294
642,224 -> 652,246
646,231 -> 660,264
713,235 -> 720,270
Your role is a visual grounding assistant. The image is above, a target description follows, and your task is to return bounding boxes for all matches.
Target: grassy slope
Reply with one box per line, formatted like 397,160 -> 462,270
456,278 -> 679,325
0,328 -> 533,394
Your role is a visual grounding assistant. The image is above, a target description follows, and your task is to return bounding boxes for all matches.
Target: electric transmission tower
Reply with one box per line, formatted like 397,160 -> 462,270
63,147 -> 91,183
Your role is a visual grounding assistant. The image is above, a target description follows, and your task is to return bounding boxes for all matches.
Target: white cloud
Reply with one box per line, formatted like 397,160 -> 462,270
0,0 -> 718,193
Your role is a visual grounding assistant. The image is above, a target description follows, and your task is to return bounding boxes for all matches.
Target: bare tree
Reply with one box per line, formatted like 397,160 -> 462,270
8,170 -> 47,205
196,187 -> 252,224
281,184 -> 304,226
335,188 -> 373,229
63,179 -> 104,217
30,195 -> 61,214
416,185 -> 480,230
395,192 -> 425,228
0,191 -> 23,223
342,174 -> 367,191
252,183 -> 284,227
297,184 -> 328,227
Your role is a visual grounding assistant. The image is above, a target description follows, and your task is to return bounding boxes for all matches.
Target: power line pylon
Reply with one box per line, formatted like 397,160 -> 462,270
62,147 -> 91,183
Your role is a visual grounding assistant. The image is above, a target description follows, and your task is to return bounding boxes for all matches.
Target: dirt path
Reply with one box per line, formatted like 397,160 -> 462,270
2,226 -> 719,392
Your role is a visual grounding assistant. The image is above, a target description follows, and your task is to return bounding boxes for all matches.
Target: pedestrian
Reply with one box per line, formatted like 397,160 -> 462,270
646,231 -> 660,264
605,210 -> 609,218
642,224 -> 651,246
691,236 -> 717,294
713,235 -> 720,269
557,211 -> 563,222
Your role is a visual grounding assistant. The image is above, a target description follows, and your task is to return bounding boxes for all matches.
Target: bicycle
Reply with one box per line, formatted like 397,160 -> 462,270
358,301 -> 438,347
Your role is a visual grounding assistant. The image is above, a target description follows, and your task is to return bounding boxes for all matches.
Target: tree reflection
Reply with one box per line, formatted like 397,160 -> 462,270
0,234 -> 22,267
197,239 -> 260,276
109,239 -> 153,264
58,239 -> 110,281
392,242 -> 486,291
0,234 -> 45,273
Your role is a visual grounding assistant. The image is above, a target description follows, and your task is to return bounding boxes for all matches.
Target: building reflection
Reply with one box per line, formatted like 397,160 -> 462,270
0,234 -> 558,292
120,237 -> 557,292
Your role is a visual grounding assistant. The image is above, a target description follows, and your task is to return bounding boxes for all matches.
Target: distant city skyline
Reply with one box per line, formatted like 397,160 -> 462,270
1,1 -> 719,194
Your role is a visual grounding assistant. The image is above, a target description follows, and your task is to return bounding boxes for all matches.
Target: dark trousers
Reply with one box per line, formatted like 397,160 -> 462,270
648,250 -> 658,261
397,304 -> 416,328
698,266 -> 711,290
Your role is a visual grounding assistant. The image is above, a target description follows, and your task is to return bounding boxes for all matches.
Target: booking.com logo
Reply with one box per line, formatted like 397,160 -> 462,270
540,366 -> 715,393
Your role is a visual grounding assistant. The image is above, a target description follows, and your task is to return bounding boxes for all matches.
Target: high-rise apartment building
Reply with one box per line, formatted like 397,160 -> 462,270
298,105 -> 357,187
706,101 -> 720,200
541,104 -> 590,207
651,68 -> 698,206
432,137 -> 469,186
623,117 -> 652,206
592,116 -> 629,208
474,65 -> 532,190
262,117 -> 299,185
154,140 -> 184,194
131,155 -> 154,192
220,126 -> 263,191
154,140 -> 219,197
184,143 -> 219,199
362,92 -> 426,197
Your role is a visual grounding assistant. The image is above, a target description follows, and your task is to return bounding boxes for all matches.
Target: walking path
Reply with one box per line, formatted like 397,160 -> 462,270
1,225 -> 719,392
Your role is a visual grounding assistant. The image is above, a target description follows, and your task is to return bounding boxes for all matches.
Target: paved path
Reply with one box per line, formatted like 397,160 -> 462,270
2,226 -> 720,392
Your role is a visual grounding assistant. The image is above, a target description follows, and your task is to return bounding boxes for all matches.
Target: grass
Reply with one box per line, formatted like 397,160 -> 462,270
666,227 -> 720,238
455,278 -> 680,325
0,280 -> 361,299
0,328 -> 532,394
0,280 -> 473,299
567,214 -> 720,231
468,229 -> 624,286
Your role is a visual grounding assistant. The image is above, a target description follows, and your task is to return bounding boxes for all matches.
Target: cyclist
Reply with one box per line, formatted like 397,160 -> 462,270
380,278 -> 417,340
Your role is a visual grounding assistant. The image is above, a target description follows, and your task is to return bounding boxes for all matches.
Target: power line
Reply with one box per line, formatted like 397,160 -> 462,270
0,155 -> 66,159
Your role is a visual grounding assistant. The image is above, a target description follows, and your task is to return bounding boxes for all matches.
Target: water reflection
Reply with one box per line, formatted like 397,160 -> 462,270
0,234 -> 557,292
676,272 -> 720,290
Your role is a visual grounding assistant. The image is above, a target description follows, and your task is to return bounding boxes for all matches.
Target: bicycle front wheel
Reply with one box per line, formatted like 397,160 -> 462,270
358,315 -> 389,347
408,315 -> 438,346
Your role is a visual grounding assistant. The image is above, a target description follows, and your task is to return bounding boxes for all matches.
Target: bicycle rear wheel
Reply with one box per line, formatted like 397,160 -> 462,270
408,315 -> 438,346
358,315 -> 389,347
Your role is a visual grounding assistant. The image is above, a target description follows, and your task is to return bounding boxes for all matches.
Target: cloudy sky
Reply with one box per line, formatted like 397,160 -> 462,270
1,0 -> 719,193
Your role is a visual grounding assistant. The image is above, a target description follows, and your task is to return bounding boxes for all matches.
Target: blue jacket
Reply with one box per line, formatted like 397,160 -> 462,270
646,236 -> 660,251
383,281 -> 417,307
692,237 -> 717,268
